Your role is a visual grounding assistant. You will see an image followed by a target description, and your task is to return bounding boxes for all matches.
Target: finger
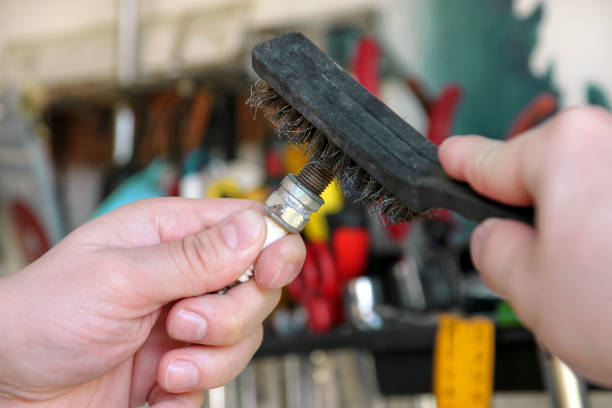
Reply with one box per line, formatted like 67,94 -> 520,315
439,135 -> 537,206
77,197 -> 264,248
470,218 -> 538,324
149,385 -> 203,408
119,209 -> 267,307
131,307 -> 182,406
158,325 -> 263,393
254,233 -> 306,289
167,279 -> 281,345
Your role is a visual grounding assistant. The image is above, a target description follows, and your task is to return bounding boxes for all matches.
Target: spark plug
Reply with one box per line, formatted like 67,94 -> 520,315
219,162 -> 334,293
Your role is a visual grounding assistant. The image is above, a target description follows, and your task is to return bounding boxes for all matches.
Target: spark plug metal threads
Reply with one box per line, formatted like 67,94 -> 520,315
296,162 -> 334,196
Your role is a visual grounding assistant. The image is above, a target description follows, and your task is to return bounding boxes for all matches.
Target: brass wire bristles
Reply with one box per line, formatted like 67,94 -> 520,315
247,80 -> 420,223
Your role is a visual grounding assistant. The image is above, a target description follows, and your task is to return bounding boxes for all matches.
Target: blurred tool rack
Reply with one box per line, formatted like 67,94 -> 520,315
258,325 -> 543,394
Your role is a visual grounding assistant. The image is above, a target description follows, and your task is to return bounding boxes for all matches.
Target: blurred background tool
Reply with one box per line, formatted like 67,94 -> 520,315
539,350 -> 590,408
434,314 -> 495,408
2,1 -> 612,406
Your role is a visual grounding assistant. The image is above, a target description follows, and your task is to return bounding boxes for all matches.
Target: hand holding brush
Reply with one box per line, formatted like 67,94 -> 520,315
231,32 -> 534,289
245,32 -> 612,387
248,32 -> 534,228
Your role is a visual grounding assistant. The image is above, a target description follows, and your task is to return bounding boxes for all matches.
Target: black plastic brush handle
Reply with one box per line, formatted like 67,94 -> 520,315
252,32 -> 534,225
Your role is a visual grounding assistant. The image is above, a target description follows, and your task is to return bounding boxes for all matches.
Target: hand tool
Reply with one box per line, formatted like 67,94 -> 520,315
247,32 -> 534,226
230,31 -> 535,291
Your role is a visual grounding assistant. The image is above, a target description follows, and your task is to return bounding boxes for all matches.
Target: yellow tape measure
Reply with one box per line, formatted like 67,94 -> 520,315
434,314 -> 495,408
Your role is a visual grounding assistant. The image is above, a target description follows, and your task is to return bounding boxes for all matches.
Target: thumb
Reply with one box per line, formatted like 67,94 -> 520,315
471,218 -> 537,322
117,209 -> 266,307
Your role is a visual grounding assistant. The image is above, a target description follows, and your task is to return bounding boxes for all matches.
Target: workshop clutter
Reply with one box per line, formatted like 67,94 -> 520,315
203,349 -> 392,408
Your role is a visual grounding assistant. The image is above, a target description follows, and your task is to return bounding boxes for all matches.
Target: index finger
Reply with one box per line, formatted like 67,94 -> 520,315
438,133 -> 540,207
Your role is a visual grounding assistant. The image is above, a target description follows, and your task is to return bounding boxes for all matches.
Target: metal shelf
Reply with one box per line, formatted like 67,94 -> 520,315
257,324 -> 543,394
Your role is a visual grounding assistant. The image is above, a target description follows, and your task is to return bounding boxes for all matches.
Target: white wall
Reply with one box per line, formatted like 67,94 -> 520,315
515,0 -> 612,107
379,0 -> 612,109
0,0 -> 381,88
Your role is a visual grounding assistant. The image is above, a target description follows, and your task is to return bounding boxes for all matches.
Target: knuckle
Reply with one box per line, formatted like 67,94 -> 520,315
467,143 -> 497,190
184,234 -> 211,274
270,288 -> 282,307
224,305 -> 247,343
211,327 -> 263,387
553,106 -> 612,141
97,252 -> 133,296
536,106 -> 612,197
216,351 -> 238,385
472,223 -> 501,283
173,232 -> 221,289
557,105 -> 610,124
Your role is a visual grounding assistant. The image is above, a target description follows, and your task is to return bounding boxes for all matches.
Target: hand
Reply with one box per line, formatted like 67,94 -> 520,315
439,106 -> 612,385
0,198 -> 305,407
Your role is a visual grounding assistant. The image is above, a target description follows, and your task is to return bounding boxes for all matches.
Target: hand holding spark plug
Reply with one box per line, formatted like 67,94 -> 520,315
0,198 -> 305,407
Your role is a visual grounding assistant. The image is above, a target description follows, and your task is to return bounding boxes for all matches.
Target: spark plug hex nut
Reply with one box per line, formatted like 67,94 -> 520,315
265,174 -> 324,233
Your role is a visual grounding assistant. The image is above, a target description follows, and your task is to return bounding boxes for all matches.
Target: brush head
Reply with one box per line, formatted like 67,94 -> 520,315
248,80 -> 420,223
248,32 -> 535,226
